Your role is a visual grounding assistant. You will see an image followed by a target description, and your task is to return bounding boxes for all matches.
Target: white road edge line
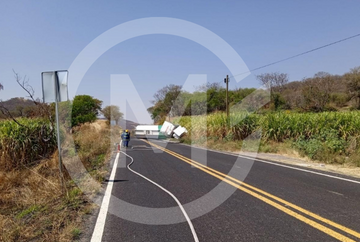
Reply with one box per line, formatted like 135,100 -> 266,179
90,152 -> 120,242
159,141 -> 360,185
121,151 -> 200,242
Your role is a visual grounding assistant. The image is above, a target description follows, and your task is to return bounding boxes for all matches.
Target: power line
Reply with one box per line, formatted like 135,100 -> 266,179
230,33 -> 360,78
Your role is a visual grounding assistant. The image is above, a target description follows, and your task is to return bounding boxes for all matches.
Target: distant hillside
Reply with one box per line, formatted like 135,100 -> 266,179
0,97 -> 36,118
0,97 -> 34,111
98,118 -> 139,130
118,119 -> 139,130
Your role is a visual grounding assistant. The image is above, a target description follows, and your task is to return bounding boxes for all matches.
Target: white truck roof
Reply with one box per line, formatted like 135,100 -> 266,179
135,125 -> 161,131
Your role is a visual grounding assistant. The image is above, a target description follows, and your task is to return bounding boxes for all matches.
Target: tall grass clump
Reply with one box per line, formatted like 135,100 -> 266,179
176,112 -> 260,142
70,121 -> 121,181
175,110 -> 360,164
0,118 -> 57,170
177,111 -> 360,143
260,111 -> 360,162
261,111 -> 360,141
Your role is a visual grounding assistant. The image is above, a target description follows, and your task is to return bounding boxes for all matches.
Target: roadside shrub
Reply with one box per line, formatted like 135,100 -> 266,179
294,137 -> 324,159
71,95 -> 102,127
293,130 -> 346,162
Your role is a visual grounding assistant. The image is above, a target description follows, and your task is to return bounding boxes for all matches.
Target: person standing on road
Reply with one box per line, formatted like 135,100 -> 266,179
121,129 -> 130,147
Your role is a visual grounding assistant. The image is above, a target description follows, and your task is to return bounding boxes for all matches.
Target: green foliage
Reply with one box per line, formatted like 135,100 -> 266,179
272,92 -> 287,110
175,112 -> 260,142
71,228 -> 81,240
71,95 -> 102,127
0,118 -> 57,170
330,93 -> 350,107
148,84 -> 257,121
92,154 -> 105,168
148,84 -> 182,123
64,188 -> 82,209
261,111 -> 360,141
146,66 -> 360,122
16,204 -> 42,219
294,137 -> 323,159
293,130 -> 346,161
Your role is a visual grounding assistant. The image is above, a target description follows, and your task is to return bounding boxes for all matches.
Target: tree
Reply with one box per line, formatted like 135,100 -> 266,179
314,71 -> 331,78
206,84 -> 226,112
101,105 -> 123,125
71,95 -> 102,126
257,73 -> 289,110
148,84 -> 182,122
148,83 -> 261,120
346,66 -> 360,109
0,83 -> 3,91
301,74 -> 335,112
256,72 -> 289,93
170,91 -> 189,117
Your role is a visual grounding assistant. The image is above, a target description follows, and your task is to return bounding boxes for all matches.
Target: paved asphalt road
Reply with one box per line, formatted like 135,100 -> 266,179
98,138 -> 360,242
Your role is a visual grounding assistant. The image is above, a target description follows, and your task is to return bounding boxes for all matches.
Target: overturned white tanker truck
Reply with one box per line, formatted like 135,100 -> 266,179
135,121 -> 188,140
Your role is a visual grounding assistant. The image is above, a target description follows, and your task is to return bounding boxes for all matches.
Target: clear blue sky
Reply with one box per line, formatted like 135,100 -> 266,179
1,1 -> 359,123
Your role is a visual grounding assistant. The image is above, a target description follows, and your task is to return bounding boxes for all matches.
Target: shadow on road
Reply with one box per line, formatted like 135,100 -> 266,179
104,179 -> 128,183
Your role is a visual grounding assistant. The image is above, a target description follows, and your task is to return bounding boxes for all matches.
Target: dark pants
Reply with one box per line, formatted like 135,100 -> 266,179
123,140 -> 129,147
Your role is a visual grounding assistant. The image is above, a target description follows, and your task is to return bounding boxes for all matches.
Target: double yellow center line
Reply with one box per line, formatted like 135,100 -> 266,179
143,140 -> 360,242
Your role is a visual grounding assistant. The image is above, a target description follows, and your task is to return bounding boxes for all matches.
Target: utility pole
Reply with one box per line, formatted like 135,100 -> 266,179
224,75 -> 229,118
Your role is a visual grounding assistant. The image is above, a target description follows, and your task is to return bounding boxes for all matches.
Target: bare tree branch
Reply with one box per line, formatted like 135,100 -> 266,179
12,69 -> 54,124
0,103 -> 24,126
13,69 -> 37,102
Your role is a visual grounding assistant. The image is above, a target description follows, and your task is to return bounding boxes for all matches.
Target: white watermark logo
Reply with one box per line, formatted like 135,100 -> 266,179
64,17 -> 270,225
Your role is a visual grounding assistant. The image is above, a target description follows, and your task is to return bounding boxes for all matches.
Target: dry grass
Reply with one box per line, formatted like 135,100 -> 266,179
0,155 -> 80,242
0,120 -> 120,242
71,121 -> 120,182
89,119 -> 108,132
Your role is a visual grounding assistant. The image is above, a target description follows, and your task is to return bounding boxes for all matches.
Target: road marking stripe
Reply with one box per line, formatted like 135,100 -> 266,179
145,140 -> 359,242
121,151 -> 199,242
177,142 -> 360,185
150,141 -> 360,239
91,153 -> 120,242
160,146 -> 360,239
